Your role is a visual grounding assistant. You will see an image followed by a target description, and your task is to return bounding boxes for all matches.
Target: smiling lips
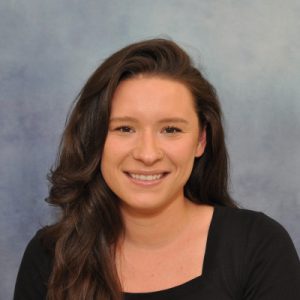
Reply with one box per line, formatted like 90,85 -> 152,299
125,172 -> 169,184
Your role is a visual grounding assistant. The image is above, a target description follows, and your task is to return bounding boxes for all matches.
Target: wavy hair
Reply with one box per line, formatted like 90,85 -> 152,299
43,38 -> 236,300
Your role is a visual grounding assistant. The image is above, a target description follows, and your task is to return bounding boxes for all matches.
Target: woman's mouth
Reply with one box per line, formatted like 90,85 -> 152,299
124,172 -> 169,185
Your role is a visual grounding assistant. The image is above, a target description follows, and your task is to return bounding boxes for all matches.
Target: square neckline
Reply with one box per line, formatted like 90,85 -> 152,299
123,205 -> 220,298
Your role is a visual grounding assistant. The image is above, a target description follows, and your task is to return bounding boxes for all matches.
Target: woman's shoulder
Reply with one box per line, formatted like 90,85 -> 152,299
214,205 -> 291,238
23,227 -> 54,263
210,205 -> 299,271
14,228 -> 53,300
207,205 -> 300,298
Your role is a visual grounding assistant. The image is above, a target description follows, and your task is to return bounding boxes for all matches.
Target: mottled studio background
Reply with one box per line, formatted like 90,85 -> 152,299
1,0 -> 299,299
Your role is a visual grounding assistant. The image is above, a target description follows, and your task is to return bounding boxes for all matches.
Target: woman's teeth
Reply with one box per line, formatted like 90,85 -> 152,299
129,173 -> 163,181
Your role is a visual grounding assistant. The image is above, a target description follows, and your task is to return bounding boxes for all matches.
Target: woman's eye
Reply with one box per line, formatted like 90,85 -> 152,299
115,126 -> 134,133
162,126 -> 182,134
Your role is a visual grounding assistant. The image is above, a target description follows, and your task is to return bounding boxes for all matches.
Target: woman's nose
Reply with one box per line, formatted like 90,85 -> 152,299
132,131 -> 164,165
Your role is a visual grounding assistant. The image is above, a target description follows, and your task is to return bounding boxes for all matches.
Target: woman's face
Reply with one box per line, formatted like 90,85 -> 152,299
101,76 -> 206,216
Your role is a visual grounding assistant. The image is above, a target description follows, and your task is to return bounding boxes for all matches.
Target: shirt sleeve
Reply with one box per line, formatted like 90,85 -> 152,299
13,230 -> 51,300
242,213 -> 300,300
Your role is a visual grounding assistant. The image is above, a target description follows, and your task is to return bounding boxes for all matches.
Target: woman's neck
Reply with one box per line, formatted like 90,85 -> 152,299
119,197 -> 201,250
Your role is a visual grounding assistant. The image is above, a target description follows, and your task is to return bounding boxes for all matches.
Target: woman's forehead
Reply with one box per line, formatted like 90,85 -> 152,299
108,78 -> 198,127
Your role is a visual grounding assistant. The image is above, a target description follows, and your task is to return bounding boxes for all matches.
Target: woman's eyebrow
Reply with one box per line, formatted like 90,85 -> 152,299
157,118 -> 188,124
109,116 -> 138,123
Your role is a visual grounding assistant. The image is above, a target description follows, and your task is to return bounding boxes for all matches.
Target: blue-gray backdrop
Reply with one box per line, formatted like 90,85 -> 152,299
1,1 -> 299,299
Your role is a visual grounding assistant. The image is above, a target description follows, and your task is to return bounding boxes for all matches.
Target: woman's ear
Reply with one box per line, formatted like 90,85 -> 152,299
195,127 -> 207,158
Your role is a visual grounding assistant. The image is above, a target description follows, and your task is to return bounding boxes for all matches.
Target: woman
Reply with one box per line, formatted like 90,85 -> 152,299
14,38 -> 300,300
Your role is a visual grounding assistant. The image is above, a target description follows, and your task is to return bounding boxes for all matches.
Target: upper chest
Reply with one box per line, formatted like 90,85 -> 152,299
117,206 -> 214,293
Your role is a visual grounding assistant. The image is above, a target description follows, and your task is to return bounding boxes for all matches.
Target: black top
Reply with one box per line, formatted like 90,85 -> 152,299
14,206 -> 300,299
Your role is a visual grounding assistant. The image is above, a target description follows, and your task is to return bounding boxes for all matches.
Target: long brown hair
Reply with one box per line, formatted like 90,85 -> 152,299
44,38 -> 236,299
